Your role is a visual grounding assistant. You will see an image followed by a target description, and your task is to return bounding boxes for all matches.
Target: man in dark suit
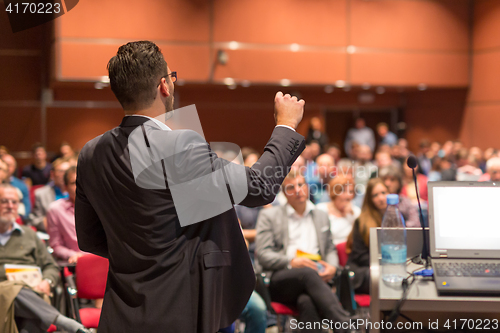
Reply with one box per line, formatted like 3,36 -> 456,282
75,41 -> 306,333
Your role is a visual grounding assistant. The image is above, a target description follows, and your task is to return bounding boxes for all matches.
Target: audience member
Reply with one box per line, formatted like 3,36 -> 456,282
0,159 -> 9,184
344,118 -> 375,158
401,162 -> 428,203
311,153 -> 336,204
46,167 -> 83,263
0,184 -> 90,333
1,154 -> 30,221
417,140 -> 432,176
456,154 -> 483,181
305,117 -> 328,150
346,178 -> 388,294
316,175 -> 360,245
325,143 -> 341,164
256,171 -> 356,332
378,165 -> 420,227
479,157 -> 500,182
21,143 -> 51,187
376,122 -> 397,147
0,145 -> 9,157
353,144 -> 376,190
51,142 -> 76,162
29,158 -> 71,231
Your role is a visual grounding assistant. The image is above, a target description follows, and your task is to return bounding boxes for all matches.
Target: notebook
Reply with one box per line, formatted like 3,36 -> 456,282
428,181 -> 500,296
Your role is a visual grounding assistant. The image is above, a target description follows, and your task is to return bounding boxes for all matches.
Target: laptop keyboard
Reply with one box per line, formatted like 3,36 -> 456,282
434,262 -> 500,277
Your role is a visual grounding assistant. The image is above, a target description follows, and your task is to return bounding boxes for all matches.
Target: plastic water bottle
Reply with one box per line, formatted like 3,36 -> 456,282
380,194 -> 407,288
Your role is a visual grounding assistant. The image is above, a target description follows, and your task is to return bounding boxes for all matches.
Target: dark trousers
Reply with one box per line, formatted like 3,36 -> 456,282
269,268 -> 350,333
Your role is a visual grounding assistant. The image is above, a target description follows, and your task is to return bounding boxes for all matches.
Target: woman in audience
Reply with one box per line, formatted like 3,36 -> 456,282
401,162 -> 428,204
379,165 -> 420,227
346,178 -> 389,294
316,175 -> 361,245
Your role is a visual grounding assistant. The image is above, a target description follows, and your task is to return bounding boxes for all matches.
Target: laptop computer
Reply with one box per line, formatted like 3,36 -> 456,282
428,181 -> 500,296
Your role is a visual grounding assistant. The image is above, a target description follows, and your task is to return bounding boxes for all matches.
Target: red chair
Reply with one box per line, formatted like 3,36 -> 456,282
335,242 -> 371,309
271,302 -> 299,332
67,254 -> 109,329
29,184 -> 44,208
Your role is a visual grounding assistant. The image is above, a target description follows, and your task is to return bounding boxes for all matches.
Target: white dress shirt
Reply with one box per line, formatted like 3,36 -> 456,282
286,200 -> 319,261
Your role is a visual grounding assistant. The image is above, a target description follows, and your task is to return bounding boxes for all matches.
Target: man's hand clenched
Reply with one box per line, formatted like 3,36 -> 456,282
274,91 -> 305,130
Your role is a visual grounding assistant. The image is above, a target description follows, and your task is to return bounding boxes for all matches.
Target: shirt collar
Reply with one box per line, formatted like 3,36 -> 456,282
286,200 -> 315,218
1,221 -> 24,236
128,114 -> 172,131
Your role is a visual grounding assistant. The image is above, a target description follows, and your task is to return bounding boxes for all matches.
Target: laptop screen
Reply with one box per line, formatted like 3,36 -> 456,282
432,185 -> 500,252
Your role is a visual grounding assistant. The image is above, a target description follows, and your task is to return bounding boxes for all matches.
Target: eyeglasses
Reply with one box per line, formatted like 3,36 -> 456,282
0,199 -> 19,205
157,72 -> 177,86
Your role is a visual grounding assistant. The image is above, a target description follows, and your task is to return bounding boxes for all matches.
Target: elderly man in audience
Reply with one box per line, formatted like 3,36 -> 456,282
0,184 -> 90,333
29,158 -> 71,232
256,170 -> 359,333
21,143 -> 52,187
1,154 -> 31,221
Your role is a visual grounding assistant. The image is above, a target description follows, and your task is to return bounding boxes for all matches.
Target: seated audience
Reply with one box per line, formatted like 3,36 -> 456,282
346,178 -> 389,294
306,117 -> 329,150
417,140 -> 432,176
316,175 -> 360,245
51,141 -> 76,162
376,122 -> 398,147
29,158 -> 71,231
378,165 -> 420,227
479,157 -> 500,182
344,118 -> 375,159
2,154 -> 30,221
456,154 -> 483,181
401,162 -> 428,205
353,145 -> 376,189
0,184 -> 90,333
46,167 -> 83,263
256,171 -> 357,333
21,143 -> 52,187
311,153 -> 336,204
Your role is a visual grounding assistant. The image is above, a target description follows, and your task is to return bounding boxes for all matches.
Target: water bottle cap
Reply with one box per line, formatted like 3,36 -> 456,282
386,194 -> 399,205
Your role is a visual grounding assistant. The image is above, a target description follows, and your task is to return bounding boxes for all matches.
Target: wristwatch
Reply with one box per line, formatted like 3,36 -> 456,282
43,278 -> 55,288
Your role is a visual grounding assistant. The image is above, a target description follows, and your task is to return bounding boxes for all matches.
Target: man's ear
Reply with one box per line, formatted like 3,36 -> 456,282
159,79 -> 170,97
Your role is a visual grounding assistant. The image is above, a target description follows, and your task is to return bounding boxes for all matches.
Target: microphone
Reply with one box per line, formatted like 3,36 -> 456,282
406,155 -> 430,267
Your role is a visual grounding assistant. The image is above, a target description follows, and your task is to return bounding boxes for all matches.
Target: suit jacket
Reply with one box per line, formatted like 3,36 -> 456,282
75,116 -> 305,333
255,204 -> 339,279
29,184 -> 56,230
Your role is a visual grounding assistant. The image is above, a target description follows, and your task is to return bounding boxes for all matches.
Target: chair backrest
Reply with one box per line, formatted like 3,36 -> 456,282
336,242 -> 348,267
75,254 -> 109,299
29,185 -> 44,207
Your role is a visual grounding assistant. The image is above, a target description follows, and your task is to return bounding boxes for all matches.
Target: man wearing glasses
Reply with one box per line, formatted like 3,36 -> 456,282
0,184 -> 90,333
75,41 -> 306,333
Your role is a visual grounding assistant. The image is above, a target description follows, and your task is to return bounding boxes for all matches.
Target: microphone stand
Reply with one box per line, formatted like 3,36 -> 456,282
412,168 -> 430,268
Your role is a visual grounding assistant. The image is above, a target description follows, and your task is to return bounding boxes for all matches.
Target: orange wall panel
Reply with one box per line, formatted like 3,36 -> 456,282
350,0 -> 469,51
350,52 -> 469,86
213,0 -> 347,46
460,105 -> 500,150
213,49 -> 347,84
58,0 -> 210,42
473,0 -> 500,51
46,107 -> 124,151
57,42 -> 210,81
468,51 -> 500,103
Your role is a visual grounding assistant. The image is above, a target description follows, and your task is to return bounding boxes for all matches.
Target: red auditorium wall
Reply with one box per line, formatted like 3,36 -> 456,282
460,0 -> 500,150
